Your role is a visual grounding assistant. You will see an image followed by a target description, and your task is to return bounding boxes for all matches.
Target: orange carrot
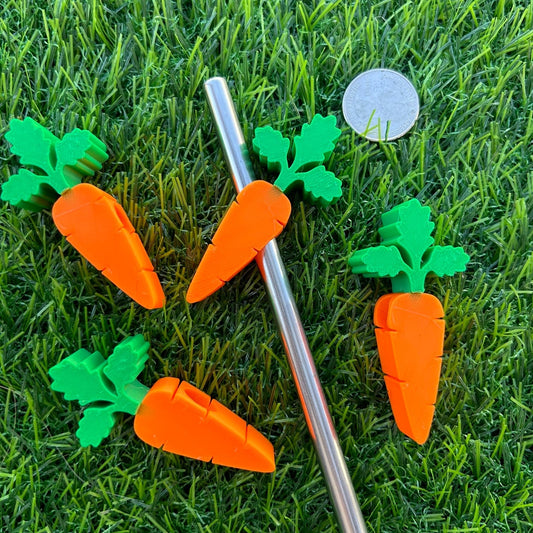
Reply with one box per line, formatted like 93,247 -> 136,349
374,293 -> 444,444
52,183 -> 165,309
186,180 -> 291,303
135,377 -> 275,472
349,199 -> 470,444
49,335 -> 275,473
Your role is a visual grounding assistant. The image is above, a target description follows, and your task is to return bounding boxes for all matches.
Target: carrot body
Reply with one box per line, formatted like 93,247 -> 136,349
52,183 -> 165,309
134,376 -> 275,472
186,180 -> 291,303
374,292 -> 444,444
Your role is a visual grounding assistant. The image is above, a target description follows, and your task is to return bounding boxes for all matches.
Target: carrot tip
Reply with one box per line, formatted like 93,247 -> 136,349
384,376 -> 435,444
186,256 -> 226,303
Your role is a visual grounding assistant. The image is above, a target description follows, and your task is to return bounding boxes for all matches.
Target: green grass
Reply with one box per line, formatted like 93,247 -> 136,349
0,0 -> 532,532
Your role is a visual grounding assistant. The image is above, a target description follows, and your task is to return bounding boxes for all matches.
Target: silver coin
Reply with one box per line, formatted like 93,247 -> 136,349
342,69 -> 419,141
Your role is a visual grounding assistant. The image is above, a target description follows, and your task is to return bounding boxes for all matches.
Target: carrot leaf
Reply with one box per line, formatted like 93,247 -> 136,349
0,169 -> 59,212
349,246 -> 408,278
5,117 -> 58,174
49,336 -> 151,448
2,118 -> 109,211
103,335 -> 150,393
292,115 -> 340,170
349,198 -> 470,293
252,114 -> 342,206
379,199 -> 435,268
252,127 -> 290,173
55,129 -> 108,183
49,349 -> 117,405
423,246 -> 470,278
77,406 -> 118,447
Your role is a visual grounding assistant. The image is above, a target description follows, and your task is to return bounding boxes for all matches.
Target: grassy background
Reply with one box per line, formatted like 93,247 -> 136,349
0,1 -> 531,532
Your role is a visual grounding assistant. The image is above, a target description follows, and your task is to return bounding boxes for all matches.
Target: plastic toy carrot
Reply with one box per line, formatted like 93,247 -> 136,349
186,180 -> 291,302
49,335 -> 275,472
186,114 -> 341,303
1,118 -> 164,309
348,199 -> 470,444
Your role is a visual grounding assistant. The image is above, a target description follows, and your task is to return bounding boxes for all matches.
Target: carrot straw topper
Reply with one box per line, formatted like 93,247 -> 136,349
1,118 -> 165,309
186,114 -> 341,303
48,335 -> 275,472
348,199 -> 470,444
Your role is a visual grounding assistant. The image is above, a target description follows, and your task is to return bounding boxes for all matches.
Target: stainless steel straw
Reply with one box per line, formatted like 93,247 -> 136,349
204,77 -> 368,533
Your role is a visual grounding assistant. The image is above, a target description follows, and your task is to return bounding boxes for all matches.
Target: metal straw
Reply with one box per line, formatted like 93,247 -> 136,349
204,77 -> 368,533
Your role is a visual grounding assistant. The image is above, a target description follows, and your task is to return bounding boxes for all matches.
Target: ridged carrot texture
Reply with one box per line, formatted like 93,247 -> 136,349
348,199 -> 470,444
186,114 -> 341,303
1,118 -> 164,309
48,335 -> 275,472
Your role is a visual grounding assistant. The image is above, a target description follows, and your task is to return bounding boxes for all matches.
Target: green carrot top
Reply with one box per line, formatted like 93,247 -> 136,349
349,198 -> 470,293
49,335 -> 150,447
2,117 -> 108,211
252,114 -> 342,206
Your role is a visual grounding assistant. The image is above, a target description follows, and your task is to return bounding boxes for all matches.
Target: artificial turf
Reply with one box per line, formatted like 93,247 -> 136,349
0,1 -> 532,532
